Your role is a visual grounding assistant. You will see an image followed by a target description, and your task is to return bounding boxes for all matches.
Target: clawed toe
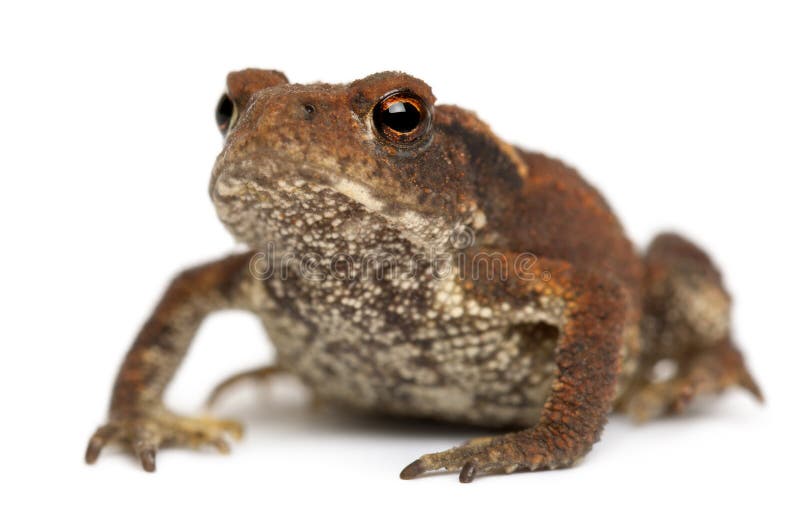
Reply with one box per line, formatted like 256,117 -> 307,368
399,459 -> 426,480
85,424 -> 118,464
458,460 -> 478,483
138,447 -> 157,472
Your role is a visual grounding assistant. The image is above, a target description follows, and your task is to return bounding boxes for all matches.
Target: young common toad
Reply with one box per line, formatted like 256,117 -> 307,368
86,69 -> 762,482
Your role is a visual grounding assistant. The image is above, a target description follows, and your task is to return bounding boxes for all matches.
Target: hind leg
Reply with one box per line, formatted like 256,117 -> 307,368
618,233 -> 762,422
205,364 -> 284,408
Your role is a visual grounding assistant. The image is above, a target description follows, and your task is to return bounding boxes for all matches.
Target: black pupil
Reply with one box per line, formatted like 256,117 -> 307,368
215,94 -> 234,130
381,100 -> 421,133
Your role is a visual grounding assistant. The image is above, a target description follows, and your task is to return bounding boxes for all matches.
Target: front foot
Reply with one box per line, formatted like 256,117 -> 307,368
400,432 -> 571,483
85,408 -> 243,472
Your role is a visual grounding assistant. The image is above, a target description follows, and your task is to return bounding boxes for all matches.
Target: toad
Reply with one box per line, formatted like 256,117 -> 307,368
85,69 -> 762,482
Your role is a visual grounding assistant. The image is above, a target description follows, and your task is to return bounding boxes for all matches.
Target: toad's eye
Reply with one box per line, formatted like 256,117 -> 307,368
372,91 -> 431,145
215,93 -> 238,136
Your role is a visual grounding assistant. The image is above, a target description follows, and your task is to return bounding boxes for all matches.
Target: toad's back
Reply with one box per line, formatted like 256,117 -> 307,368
490,148 -> 644,296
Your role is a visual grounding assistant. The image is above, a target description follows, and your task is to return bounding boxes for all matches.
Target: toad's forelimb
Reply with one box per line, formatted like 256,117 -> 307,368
401,256 -> 634,482
85,252 -> 261,471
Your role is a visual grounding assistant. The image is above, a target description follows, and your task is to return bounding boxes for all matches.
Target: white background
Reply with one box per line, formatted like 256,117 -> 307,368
1,1 -> 798,503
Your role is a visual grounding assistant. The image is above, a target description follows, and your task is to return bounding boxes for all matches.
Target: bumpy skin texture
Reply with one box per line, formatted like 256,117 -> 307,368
86,69 -> 761,481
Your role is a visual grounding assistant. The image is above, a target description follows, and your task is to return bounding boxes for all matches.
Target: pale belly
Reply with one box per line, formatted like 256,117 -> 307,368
259,310 -> 560,428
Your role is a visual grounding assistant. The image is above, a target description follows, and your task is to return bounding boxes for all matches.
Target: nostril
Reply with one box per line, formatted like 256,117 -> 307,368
303,104 -> 316,118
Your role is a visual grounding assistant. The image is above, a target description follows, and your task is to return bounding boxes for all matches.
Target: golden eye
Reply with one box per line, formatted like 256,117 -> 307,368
215,93 -> 238,136
372,91 -> 431,144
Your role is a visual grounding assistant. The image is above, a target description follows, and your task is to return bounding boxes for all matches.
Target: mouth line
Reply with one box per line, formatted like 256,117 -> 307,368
212,149 -> 459,250
216,149 -> 396,211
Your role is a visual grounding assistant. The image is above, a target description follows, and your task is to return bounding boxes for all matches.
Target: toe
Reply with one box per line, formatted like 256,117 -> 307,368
399,459 -> 426,480
459,460 -> 477,483
210,437 -> 231,454
219,419 -> 244,440
85,424 -> 117,464
138,447 -> 157,472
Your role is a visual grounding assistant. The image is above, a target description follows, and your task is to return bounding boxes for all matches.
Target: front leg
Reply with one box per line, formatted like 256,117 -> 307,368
401,258 -> 632,482
85,252 -> 259,471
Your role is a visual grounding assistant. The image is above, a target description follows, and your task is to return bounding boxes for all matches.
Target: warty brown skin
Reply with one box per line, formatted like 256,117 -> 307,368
86,69 -> 761,481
